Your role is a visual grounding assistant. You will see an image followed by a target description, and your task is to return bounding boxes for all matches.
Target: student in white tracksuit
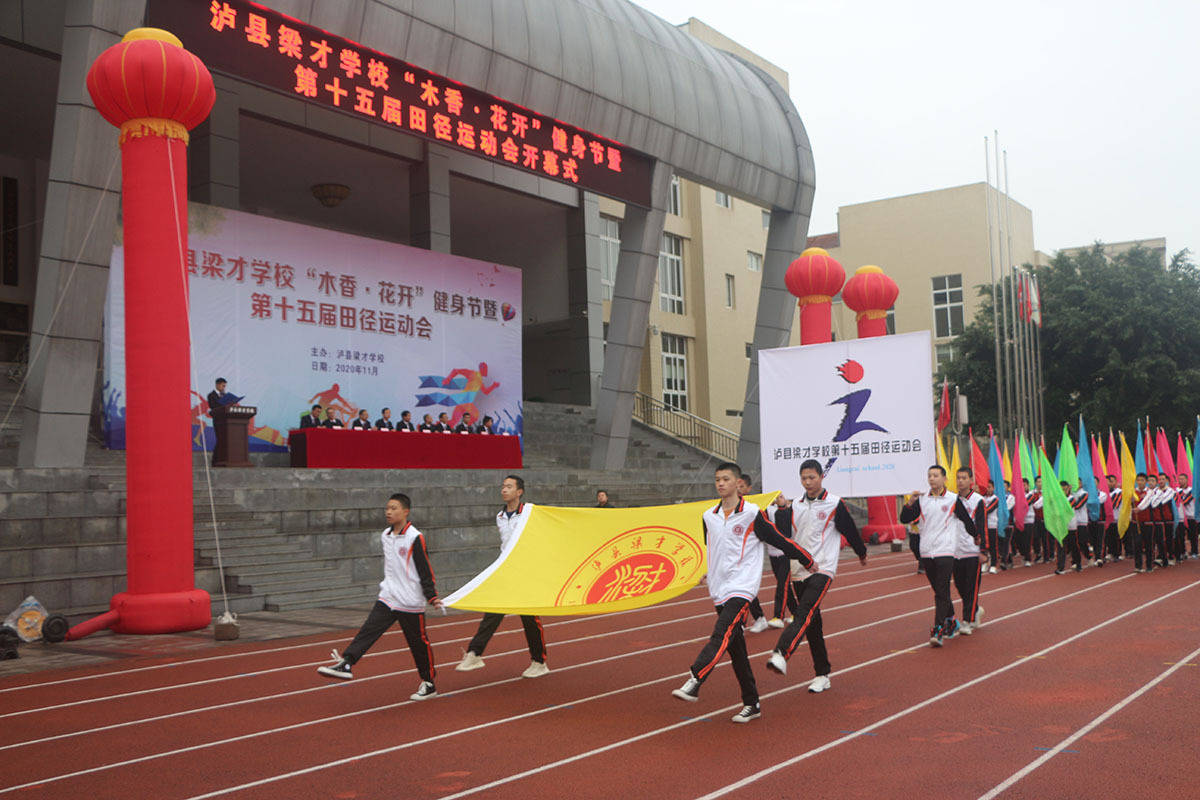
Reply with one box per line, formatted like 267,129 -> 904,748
672,462 -> 815,723
765,459 -> 867,693
950,468 -> 987,634
317,493 -> 441,700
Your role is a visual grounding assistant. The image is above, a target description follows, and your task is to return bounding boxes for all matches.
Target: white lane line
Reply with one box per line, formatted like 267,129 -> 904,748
976,639 -> 1200,800
694,575 -> 1199,800
0,554 -> 913,695
0,562 -> 961,747
0,564 -> 916,717
0,570 -> 1051,795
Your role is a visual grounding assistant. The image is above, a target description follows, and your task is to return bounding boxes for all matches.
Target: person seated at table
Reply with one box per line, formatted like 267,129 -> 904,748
436,412 -> 453,433
352,409 -> 372,430
419,413 -> 437,432
324,412 -> 345,428
397,410 -> 416,431
454,413 -> 476,434
478,415 -> 495,435
300,404 -> 324,429
375,407 -> 395,430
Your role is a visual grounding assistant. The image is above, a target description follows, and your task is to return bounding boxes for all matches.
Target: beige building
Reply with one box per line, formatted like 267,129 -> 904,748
1057,237 -> 1166,266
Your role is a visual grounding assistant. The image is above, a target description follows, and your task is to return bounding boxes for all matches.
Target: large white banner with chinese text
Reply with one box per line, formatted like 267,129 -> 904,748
759,331 -> 934,498
102,203 -> 522,452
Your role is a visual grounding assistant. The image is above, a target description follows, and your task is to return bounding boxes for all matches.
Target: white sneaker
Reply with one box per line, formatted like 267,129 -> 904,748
988,566 -> 999,575
807,675 -> 832,693
731,704 -> 761,723
766,651 -> 787,675
410,681 -> 436,700
974,607 -> 985,629
455,651 -> 485,672
959,620 -> 973,635
767,617 -> 785,629
747,616 -> 769,634
672,676 -> 701,701
521,660 -> 550,678
784,616 -> 794,625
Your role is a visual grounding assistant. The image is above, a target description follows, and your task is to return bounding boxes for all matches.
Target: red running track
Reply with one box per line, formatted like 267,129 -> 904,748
2,550 -> 1198,799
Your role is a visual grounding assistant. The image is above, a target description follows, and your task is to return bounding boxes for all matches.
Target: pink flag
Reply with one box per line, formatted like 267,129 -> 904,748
1094,435 -> 1114,522
1107,430 -> 1121,483
1177,433 -> 1190,480
1156,429 -> 1176,482
1011,438 -> 1027,530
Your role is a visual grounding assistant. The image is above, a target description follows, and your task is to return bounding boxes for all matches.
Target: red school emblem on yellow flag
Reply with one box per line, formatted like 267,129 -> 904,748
443,493 -> 778,616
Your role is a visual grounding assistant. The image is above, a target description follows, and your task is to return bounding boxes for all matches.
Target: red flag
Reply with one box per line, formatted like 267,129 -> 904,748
969,428 -> 990,493
1015,272 -> 1027,322
1146,429 -> 1158,476
1156,429 -> 1176,482
1107,430 -> 1121,483
937,380 -> 951,432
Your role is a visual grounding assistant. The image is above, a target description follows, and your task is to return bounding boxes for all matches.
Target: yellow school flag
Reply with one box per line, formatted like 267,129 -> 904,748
443,492 -> 779,615
1002,443 -> 1013,483
936,433 -> 951,473
949,437 -> 962,478
1118,432 -> 1136,537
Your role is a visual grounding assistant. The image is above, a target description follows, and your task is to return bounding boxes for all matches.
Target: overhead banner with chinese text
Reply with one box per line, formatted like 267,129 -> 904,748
444,493 -> 781,616
760,331 -> 934,499
102,203 -> 522,451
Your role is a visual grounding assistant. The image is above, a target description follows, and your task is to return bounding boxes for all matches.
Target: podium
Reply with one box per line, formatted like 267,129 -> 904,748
211,404 -> 256,467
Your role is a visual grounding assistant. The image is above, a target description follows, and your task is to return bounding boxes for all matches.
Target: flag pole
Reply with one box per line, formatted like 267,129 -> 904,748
1003,149 -> 1026,436
984,136 -> 1005,439
995,132 -> 1016,437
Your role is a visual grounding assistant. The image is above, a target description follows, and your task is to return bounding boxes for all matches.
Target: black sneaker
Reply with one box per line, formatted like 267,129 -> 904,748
317,649 -> 353,680
1054,568 -> 1066,575
942,617 -> 960,639
929,625 -> 943,647
731,704 -> 761,723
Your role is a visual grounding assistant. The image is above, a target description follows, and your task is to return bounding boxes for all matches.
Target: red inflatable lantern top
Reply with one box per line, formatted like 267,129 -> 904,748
785,247 -> 846,305
842,264 -> 899,320
86,28 -> 215,144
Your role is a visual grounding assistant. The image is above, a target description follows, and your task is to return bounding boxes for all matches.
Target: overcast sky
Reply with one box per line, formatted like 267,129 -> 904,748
632,0 -> 1198,258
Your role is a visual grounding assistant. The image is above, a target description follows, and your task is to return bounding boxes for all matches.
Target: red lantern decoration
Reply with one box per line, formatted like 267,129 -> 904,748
68,29 -> 215,639
784,247 -> 846,345
842,265 -> 899,338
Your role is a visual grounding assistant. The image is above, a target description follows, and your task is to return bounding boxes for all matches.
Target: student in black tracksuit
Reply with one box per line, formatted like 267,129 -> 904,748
764,493 -> 799,627
316,493 -> 441,701
1105,476 -> 1123,562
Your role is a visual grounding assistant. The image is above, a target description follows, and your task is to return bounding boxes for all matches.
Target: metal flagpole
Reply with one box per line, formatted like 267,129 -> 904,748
996,133 -> 1015,436
1002,149 -> 1025,435
984,137 -> 1005,439
1033,273 -> 1046,439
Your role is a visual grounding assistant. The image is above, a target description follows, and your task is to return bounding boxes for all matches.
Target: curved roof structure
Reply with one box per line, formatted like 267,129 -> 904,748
291,0 -> 814,211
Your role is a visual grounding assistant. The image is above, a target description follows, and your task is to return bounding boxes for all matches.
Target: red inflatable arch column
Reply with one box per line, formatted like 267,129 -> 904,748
842,265 -> 906,543
68,29 -> 216,638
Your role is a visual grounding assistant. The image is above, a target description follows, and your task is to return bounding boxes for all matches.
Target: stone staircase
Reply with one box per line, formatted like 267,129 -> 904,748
0,402 -> 731,624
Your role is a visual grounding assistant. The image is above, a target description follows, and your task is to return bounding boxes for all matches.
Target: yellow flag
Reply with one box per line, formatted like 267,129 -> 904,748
1002,443 -> 1013,483
949,436 -> 962,478
443,492 -> 779,615
1118,432 -> 1136,537
936,433 -> 951,473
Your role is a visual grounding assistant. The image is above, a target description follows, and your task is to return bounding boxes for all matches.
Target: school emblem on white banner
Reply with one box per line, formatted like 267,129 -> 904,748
760,331 -> 934,499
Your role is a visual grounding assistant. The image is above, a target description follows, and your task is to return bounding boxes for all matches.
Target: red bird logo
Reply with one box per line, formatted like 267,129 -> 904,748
836,359 -> 864,383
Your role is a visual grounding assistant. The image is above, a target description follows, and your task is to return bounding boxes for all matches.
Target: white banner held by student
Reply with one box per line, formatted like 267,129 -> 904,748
760,331 -> 934,499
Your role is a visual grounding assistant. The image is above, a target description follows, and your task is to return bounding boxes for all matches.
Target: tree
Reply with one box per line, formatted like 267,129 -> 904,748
941,244 -> 1200,439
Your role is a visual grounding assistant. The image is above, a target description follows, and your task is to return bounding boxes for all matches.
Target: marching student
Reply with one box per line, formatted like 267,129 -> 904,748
1000,482 -> 1017,569
764,493 -> 798,628
1133,473 -> 1155,572
1088,480 -> 1109,567
456,475 -> 549,678
1028,478 -> 1045,563
951,468 -> 987,635
1179,473 -> 1197,559
904,494 -> 924,575
1018,477 -> 1036,567
1151,473 -> 1172,568
736,474 -> 771,634
899,465 -> 978,647
1034,475 -> 1054,563
317,493 -> 441,701
1056,480 -> 1087,574
982,481 -> 1001,574
1105,475 -> 1123,562
1158,472 -> 1181,564
672,462 -> 816,723
765,460 -> 867,691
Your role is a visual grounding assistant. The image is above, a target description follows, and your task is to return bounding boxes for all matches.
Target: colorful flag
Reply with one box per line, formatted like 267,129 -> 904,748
1057,424 -> 1079,490
1029,273 -> 1042,327
1146,427 -> 1158,476
1118,432 -> 1136,537
1020,433 -> 1037,482
1177,433 -> 1190,480
440,495 -> 769,615
1093,435 -> 1114,522
1053,443 -> 1061,477
969,428 -> 990,492
1155,428 -> 1176,482
949,436 -> 962,480
1002,442 -> 1013,483
937,380 -> 951,432
1134,421 -> 1146,476
1188,436 -> 1194,469
936,431 -> 951,474
987,427 -> 1009,534
1011,436 -> 1027,530
1038,445 -> 1072,542
1193,418 -> 1200,498
1077,417 -> 1100,520
1107,430 -> 1121,483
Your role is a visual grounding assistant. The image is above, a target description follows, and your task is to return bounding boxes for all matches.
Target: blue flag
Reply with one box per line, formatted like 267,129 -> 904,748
988,434 -> 1009,535
1194,418 -> 1200,497
1077,417 -> 1100,521
1135,420 -> 1146,476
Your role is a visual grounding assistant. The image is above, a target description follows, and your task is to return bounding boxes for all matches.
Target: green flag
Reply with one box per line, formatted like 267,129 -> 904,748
1020,434 -> 1037,480
1057,423 -> 1079,490
1039,445 -> 1073,543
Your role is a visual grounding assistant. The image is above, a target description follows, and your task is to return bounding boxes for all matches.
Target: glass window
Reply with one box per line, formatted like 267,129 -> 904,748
745,342 -> 753,359
761,209 -> 771,230
935,343 -> 955,369
724,274 -> 735,308
661,333 -> 689,412
714,190 -> 731,208
598,215 -> 621,301
886,309 -> 896,335
747,251 -> 762,272
667,174 -> 681,216
932,274 -> 964,338
658,234 -> 684,314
